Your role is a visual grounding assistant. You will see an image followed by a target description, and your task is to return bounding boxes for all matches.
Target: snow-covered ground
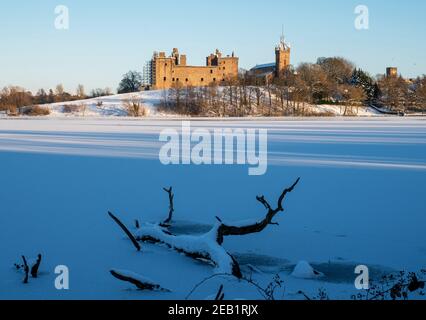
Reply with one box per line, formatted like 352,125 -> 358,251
0,117 -> 425,300
43,90 -> 166,117
313,104 -> 381,116
11,90 -> 382,118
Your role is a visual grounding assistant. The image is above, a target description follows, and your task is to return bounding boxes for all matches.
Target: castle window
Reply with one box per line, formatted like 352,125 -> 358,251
223,67 -> 226,70
210,70 -> 213,74
201,78 -> 204,82
172,78 -> 175,81
213,78 -> 216,82
163,77 -> 167,81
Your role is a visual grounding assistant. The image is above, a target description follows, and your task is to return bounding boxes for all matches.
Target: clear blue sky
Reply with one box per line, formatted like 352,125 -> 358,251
0,0 -> 425,93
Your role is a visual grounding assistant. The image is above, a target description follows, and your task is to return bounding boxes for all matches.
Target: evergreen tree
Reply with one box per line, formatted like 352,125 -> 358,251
350,68 -> 377,103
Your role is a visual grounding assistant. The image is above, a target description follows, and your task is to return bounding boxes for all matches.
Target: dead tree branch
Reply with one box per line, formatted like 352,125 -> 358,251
110,270 -> 170,292
110,178 -> 300,280
161,187 -> 175,227
22,256 -> 29,284
216,178 -> 300,244
108,211 -> 141,251
135,226 -> 243,278
30,254 -> 42,278
215,285 -> 225,300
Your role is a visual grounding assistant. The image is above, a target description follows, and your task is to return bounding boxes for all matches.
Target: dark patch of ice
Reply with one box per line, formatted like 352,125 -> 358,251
233,252 -> 393,284
233,252 -> 293,274
169,221 -> 213,235
310,262 -> 394,284
335,234 -> 348,238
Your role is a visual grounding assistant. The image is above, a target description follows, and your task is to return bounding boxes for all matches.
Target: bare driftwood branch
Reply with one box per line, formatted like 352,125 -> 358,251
136,230 -> 242,278
22,256 -> 29,284
30,254 -> 42,278
161,187 -> 175,227
111,178 -> 300,280
110,270 -> 169,292
215,285 -> 225,301
108,211 -> 141,251
216,178 -> 300,244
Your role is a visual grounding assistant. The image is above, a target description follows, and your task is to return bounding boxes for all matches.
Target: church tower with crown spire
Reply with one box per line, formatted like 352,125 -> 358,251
275,30 -> 291,77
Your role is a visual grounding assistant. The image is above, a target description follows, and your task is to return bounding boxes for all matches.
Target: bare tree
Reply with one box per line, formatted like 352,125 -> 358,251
76,84 -> 86,99
254,87 -> 264,115
297,63 -> 331,104
378,75 -> 409,112
317,57 -> 355,84
90,88 -> 113,98
264,81 -> 274,116
123,96 -> 147,117
168,82 -> 184,113
55,84 -> 65,96
414,76 -> 426,112
0,86 -> 32,114
336,84 -> 367,115
80,103 -> 87,116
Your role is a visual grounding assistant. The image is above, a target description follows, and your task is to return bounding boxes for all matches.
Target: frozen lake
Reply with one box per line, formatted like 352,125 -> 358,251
0,117 -> 425,299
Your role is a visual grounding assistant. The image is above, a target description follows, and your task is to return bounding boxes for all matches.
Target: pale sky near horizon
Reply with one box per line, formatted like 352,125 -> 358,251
0,0 -> 425,93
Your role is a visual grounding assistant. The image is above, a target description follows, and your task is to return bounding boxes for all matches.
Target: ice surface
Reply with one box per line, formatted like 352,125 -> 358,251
0,117 -> 425,300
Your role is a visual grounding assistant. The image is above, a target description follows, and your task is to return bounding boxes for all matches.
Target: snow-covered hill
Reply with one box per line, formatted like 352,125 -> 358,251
33,89 -> 381,118
45,90 -> 166,117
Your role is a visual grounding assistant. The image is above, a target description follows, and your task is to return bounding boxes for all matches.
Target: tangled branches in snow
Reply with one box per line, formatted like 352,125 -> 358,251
108,178 -> 300,290
352,270 -> 426,301
14,254 -> 42,284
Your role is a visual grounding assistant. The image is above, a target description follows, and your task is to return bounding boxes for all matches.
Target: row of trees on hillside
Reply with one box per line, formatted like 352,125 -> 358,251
158,57 -> 426,116
2,58 -> 425,117
160,78 -> 333,117
0,70 -> 145,115
377,75 -> 426,113
275,57 -> 425,113
0,84 -> 113,115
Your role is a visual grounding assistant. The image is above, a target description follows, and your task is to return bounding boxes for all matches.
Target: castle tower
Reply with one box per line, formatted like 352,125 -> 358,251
275,32 -> 291,77
386,67 -> 398,78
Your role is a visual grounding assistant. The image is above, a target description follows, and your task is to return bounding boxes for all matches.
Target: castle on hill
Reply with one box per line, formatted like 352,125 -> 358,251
145,35 -> 291,89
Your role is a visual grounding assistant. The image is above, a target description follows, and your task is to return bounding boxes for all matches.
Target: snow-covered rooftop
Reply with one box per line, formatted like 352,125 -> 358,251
250,62 -> 276,71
